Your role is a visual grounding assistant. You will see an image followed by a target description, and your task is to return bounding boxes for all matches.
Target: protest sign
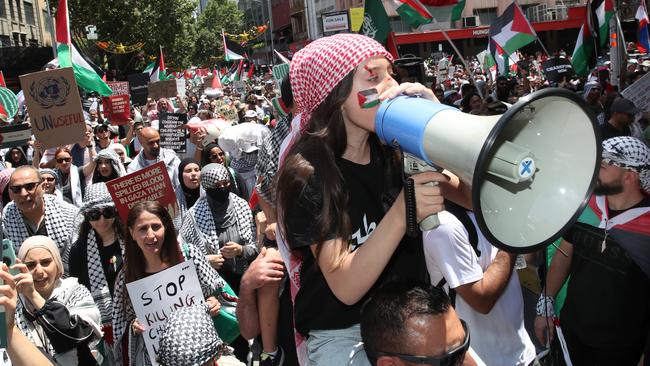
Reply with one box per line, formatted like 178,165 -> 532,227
126,260 -> 204,366
148,80 -> 178,100
622,71 -> 650,112
102,94 -> 131,125
127,73 -> 150,107
106,161 -> 178,222
0,124 -> 32,149
19,68 -> 85,149
106,81 -> 129,96
542,58 -> 575,83
176,79 -> 186,96
233,80 -> 247,94
159,112 -> 187,153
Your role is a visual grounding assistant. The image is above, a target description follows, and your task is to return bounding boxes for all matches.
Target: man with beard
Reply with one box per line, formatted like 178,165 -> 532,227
491,76 -> 511,103
127,127 -> 180,189
535,136 -> 650,365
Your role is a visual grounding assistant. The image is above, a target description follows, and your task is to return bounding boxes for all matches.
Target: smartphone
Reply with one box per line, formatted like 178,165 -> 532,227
0,239 -> 13,348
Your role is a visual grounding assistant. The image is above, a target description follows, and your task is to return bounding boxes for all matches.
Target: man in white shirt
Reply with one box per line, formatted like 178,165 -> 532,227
127,127 -> 180,189
423,208 -> 537,366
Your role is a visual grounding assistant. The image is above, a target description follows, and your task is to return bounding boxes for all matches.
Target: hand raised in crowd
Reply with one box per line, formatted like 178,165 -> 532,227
241,247 -> 284,291
0,263 -> 18,330
12,261 -> 46,311
207,254 -> 225,269
534,315 -> 555,346
132,318 -> 145,335
205,296 -> 221,316
264,222 -> 277,241
220,241 -> 243,259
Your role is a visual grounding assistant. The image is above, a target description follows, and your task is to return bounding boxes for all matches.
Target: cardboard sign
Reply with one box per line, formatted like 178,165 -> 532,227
622,71 -> 650,112
106,81 -> 129,96
159,112 -> 187,153
176,79 -> 186,96
102,94 -> 131,125
106,161 -> 178,223
126,260 -> 205,366
127,73 -> 150,107
148,80 -> 178,100
233,80 -> 247,94
542,58 -> 575,83
0,123 -> 32,148
19,68 -> 86,149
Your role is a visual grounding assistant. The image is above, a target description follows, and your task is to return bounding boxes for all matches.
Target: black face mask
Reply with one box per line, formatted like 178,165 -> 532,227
206,187 -> 230,203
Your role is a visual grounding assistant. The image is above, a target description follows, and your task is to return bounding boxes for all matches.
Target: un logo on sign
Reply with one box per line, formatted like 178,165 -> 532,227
29,76 -> 71,109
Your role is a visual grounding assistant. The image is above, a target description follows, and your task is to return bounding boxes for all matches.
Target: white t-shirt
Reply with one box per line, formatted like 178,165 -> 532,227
423,211 -> 536,366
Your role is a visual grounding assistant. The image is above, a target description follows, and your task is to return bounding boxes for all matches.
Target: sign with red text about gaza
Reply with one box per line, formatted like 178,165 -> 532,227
103,81 -> 131,125
106,161 -> 178,223
126,260 -> 205,366
19,68 -> 86,149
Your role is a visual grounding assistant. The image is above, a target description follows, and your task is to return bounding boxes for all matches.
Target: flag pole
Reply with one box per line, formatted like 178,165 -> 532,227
514,0 -> 550,56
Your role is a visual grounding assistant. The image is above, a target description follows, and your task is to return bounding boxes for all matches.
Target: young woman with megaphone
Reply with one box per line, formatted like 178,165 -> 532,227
275,33 -> 473,366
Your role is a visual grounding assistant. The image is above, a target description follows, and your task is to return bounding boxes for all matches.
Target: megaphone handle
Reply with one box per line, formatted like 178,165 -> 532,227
419,182 -> 441,231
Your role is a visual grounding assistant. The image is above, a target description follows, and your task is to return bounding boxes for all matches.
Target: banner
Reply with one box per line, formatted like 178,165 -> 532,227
126,260 -> 205,366
541,58 -> 575,83
159,112 -> 187,153
19,68 -> 86,149
106,161 -> 178,222
148,80 -> 178,100
106,81 -> 129,96
0,124 -> 32,149
127,73 -> 150,107
622,71 -> 650,112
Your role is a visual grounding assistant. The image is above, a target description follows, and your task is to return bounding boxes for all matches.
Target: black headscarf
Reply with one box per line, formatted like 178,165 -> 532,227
178,158 -> 201,209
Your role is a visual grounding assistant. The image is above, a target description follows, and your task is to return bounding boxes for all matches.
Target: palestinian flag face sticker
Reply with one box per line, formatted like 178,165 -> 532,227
358,88 -> 380,109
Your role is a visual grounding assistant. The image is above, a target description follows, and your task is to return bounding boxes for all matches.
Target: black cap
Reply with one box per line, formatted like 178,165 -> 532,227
610,97 -> 640,115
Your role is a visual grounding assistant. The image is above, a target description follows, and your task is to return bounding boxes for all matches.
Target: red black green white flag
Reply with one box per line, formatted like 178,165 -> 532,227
489,2 -> 536,55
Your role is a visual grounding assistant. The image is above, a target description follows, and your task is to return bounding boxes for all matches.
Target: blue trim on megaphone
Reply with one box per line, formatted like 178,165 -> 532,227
375,95 -> 456,165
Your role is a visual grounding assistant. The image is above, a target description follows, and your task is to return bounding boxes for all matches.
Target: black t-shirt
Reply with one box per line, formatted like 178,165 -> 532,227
284,140 -> 428,336
561,197 -> 650,349
98,239 -> 123,295
600,122 -> 631,141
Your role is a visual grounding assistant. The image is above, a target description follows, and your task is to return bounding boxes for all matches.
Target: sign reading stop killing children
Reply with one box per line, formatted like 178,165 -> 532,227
106,161 -> 178,223
19,68 -> 86,149
159,112 -> 187,153
126,260 -> 205,366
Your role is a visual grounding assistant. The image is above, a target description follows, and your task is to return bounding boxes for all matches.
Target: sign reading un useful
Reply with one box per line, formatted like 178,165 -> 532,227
19,68 -> 85,149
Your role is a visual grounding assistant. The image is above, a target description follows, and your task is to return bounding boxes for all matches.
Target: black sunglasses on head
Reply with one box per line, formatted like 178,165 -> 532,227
372,320 -> 470,366
85,206 -> 117,221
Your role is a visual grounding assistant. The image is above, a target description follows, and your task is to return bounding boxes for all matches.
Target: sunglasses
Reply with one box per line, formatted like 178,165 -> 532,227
372,320 -> 470,366
85,207 -> 117,221
9,181 -> 41,194
42,177 -> 56,182
210,153 -> 225,159
56,157 -> 72,163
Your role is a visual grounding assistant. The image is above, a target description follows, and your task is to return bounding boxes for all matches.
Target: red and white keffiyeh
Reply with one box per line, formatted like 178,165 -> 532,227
289,33 -> 393,128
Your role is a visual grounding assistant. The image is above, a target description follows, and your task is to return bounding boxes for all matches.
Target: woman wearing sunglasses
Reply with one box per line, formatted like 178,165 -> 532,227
54,147 -> 84,207
201,143 -> 247,199
67,183 -> 124,365
39,168 -> 63,201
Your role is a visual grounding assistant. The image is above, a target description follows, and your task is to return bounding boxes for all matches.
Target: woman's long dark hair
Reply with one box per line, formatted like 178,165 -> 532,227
276,71 -> 355,270
124,201 -> 182,283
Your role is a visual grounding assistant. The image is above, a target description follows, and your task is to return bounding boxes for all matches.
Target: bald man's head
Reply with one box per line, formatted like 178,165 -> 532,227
138,127 -> 161,159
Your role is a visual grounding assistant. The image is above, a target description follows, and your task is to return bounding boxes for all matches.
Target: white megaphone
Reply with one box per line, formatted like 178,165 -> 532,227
375,88 -> 601,253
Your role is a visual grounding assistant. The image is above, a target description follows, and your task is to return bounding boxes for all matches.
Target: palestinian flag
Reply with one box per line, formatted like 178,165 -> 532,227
636,1 -> 650,53
211,68 -> 223,89
572,1 -> 597,77
593,0 -> 614,48
55,0 -> 112,96
419,0 -> 465,22
578,195 -> 650,278
489,2 -> 536,55
485,39 -> 509,76
271,96 -> 290,118
223,31 -> 245,61
247,62 -> 255,80
386,0 -> 433,28
149,46 -> 167,82
357,88 -> 380,109
0,71 -> 5,87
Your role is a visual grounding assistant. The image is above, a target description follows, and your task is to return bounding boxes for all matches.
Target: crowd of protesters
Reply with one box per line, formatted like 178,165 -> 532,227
0,33 -> 648,366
